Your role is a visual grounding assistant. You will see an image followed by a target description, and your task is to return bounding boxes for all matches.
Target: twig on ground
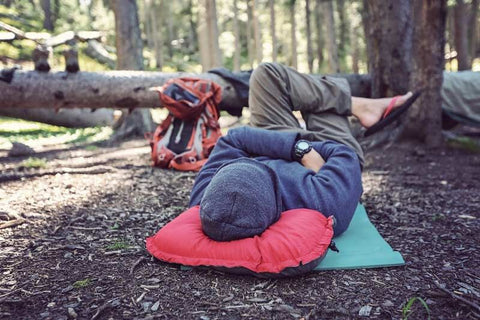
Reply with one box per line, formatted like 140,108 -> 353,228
19,289 -> 51,296
172,173 -> 196,182
130,256 -> 147,275
91,297 -> 121,320
0,219 -> 25,229
0,289 -> 19,301
91,301 -> 111,320
0,167 -> 113,183
434,281 -> 480,312
68,226 -> 103,231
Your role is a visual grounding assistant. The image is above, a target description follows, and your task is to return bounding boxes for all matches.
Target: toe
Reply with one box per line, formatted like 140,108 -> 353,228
397,91 -> 413,106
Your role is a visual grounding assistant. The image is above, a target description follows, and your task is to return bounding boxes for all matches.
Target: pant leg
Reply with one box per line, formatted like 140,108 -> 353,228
249,62 -> 364,165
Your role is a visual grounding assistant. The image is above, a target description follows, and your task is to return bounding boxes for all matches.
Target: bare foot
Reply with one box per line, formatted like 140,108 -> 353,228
351,92 -> 413,129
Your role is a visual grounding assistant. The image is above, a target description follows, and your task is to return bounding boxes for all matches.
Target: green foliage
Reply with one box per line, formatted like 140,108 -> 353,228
0,40 -> 36,61
21,157 -> 47,169
72,278 -> 92,289
0,118 -> 112,149
447,136 -> 480,153
106,240 -> 130,251
84,145 -> 99,151
432,213 -> 445,222
0,3 -> 43,31
402,297 -> 431,320
1,0 -> 370,74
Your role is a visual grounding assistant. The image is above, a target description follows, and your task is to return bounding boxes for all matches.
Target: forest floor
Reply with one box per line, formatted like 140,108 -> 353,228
0,124 -> 479,320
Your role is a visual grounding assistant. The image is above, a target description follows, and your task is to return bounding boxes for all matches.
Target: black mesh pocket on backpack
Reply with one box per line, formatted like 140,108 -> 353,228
167,118 -> 196,154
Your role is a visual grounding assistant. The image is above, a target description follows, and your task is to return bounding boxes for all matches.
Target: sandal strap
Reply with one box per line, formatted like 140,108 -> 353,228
383,96 -> 400,119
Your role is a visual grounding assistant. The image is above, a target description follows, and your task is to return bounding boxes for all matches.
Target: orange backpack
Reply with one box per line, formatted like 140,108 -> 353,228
147,78 -> 222,171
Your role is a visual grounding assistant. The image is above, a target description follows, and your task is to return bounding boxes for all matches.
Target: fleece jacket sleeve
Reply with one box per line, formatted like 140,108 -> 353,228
189,126 -> 299,207
306,140 -> 363,236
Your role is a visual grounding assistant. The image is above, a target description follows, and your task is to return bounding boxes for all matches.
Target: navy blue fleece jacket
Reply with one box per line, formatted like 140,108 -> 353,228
189,126 -> 363,236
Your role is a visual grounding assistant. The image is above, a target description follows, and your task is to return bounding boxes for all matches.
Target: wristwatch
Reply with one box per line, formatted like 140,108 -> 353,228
294,139 -> 313,161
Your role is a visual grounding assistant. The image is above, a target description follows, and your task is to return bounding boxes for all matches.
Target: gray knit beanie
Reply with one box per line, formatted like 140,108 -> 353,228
200,158 -> 282,241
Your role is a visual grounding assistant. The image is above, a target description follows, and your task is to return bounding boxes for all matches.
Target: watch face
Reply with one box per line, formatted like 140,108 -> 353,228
297,141 -> 309,151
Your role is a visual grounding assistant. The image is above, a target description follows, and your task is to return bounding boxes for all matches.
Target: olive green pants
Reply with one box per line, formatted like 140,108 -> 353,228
248,62 -> 364,166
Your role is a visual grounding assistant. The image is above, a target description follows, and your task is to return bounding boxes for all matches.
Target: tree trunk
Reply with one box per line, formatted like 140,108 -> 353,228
165,0 -> 174,59
445,5 -> 455,71
323,0 -> 338,73
454,0 -> 470,70
113,0 -> 144,70
0,108 -> 115,128
404,0 -> 447,147
315,0 -> 324,73
41,0 -> 54,31
197,0 -> 222,71
247,0 -> 255,68
468,0 -> 479,66
305,0 -> 314,73
233,0 -> 241,71
112,0 -> 154,140
143,0 -> 153,50
187,0 -> 198,53
351,13 -> 360,74
290,0 -> 298,69
269,0 -> 277,62
150,0 -> 164,69
337,0 -> 349,72
363,0 -> 412,97
253,0 -> 263,64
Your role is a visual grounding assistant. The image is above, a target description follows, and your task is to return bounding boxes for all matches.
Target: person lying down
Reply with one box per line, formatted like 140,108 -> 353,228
189,62 -> 420,241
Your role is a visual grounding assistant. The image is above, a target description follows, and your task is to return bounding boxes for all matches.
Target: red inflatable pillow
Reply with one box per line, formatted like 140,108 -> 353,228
146,206 -> 334,277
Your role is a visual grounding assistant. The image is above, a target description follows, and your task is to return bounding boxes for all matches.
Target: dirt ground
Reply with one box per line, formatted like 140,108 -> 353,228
0,133 -> 479,320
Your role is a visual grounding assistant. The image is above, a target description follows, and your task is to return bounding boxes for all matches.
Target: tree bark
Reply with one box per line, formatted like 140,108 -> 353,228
112,0 -> 154,140
445,5 -> 455,71
323,0 -> 338,73
197,0 -> 222,71
337,0 -> 349,72
247,0 -> 255,68
454,0 -> 470,70
143,0 -> 153,50
41,0 -> 54,31
0,70 -> 244,111
305,0 -> 313,73
113,1 -> 144,70
315,0 -> 324,73
269,0 -> 277,62
363,0 -> 412,97
150,0 -> 164,69
253,0 -> 263,64
289,0 -> 298,69
404,0 -> 447,147
351,14 -> 360,74
468,0 -> 479,66
187,0 -> 198,53
165,0 -> 174,59
233,0 -> 241,71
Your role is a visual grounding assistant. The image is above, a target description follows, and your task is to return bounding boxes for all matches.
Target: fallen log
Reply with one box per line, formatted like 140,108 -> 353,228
0,69 -> 245,111
0,108 -> 116,128
0,69 -> 372,113
84,40 -> 116,69
0,21 -> 104,47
